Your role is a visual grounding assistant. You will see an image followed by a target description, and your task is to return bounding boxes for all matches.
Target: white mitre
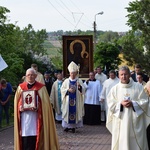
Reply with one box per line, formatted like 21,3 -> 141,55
68,61 -> 79,73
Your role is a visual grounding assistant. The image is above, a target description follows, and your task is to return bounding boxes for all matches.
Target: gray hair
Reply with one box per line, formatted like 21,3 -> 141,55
26,68 -> 37,75
118,66 -> 130,74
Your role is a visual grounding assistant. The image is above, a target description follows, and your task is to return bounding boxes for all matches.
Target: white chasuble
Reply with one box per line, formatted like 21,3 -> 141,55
61,78 -> 85,124
50,79 -> 62,115
100,77 -> 119,116
95,72 -> 107,84
106,79 -> 149,150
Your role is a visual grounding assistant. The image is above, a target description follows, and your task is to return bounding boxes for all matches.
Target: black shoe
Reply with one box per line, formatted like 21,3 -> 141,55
64,128 -> 69,132
72,128 -> 75,133
57,120 -> 62,124
56,120 -> 62,124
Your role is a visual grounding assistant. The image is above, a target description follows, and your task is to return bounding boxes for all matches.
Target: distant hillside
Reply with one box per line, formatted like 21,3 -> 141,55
49,40 -> 61,48
43,40 -> 62,58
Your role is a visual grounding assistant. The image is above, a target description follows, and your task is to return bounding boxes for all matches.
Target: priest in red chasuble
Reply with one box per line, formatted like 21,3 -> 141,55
14,68 -> 59,150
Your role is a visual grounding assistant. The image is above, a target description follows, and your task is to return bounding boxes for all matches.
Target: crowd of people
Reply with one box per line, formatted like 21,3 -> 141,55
1,62 -> 150,149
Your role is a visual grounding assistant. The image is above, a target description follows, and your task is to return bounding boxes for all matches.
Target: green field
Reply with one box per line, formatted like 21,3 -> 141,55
44,40 -> 62,58
44,40 -> 63,69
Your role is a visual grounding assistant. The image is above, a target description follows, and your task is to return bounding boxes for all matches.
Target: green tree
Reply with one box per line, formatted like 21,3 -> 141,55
98,31 -> 120,43
94,42 -> 121,71
51,48 -> 63,70
118,31 -> 145,65
119,0 -> 150,73
126,0 -> 150,50
0,6 -> 9,24
21,24 -> 47,54
0,6 -> 52,85
0,7 -> 24,84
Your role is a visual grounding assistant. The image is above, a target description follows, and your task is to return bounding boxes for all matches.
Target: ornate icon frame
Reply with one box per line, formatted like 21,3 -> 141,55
63,35 -> 93,78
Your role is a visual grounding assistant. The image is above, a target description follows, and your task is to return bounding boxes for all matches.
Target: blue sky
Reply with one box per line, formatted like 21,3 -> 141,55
1,0 -> 134,32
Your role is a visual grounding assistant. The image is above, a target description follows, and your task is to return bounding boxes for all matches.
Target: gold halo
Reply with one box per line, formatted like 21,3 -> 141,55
69,40 -> 89,58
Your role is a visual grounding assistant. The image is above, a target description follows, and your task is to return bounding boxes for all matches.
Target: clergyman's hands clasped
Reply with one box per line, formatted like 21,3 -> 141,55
121,100 -> 132,108
68,88 -> 75,93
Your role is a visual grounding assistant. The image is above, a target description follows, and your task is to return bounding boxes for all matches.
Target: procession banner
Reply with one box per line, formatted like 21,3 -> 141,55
62,35 -> 93,78
0,55 -> 8,71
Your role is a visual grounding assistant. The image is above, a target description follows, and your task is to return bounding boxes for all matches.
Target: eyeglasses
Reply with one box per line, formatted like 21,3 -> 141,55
26,74 -> 35,77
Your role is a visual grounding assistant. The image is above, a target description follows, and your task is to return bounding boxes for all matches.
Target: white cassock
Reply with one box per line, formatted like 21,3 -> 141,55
95,72 -> 107,121
137,81 -> 146,87
83,80 -> 102,125
106,79 -> 149,150
95,72 -> 107,84
100,77 -> 119,117
84,80 -> 102,105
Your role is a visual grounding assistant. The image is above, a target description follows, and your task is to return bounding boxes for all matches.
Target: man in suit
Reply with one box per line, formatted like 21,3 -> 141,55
44,71 -> 54,96
131,64 -> 149,82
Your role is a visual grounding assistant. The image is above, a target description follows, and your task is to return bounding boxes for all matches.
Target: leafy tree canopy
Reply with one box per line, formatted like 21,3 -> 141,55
0,6 -> 53,85
119,0 -> 150,74
94,42 -> 121,72
98,31 -> 120,43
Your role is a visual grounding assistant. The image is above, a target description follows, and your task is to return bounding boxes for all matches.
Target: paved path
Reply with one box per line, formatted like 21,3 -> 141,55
0,126 -> 14,150
0,123 -> 111,150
